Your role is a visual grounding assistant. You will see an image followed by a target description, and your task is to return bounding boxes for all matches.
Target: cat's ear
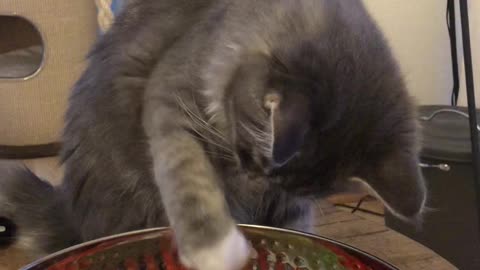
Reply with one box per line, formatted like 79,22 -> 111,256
265,91 -> 311,167
354,151 -> 427,223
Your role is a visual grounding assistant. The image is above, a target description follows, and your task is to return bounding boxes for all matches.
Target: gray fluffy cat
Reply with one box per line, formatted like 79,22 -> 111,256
0,0 -> 427,269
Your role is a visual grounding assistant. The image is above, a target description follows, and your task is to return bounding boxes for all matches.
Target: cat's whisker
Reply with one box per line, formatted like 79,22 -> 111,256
176,92 -> 228,141
174,93 -> 234,154
248,123 -> 270,137
177,108 -> 233,154
186,130 -> 236,163
190,92 -> 229,139
240,122 -> 269,143
421,206 -> 439,214
240,122 -> 272,156
178,105 -> 231,147
203,150 -> 236,162
188,123 -> 234,154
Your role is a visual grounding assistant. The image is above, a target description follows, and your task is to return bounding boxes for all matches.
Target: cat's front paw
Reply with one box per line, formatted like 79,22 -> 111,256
179,227 -> 251,270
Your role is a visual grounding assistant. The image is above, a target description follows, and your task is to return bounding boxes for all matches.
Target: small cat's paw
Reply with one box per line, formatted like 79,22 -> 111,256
180,227 -> 251,270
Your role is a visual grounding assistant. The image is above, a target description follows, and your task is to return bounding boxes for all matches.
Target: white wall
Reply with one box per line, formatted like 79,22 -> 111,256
363,0 -> 480,107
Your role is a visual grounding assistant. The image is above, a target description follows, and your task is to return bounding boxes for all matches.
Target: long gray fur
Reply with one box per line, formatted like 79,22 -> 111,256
0,1 -> 426,269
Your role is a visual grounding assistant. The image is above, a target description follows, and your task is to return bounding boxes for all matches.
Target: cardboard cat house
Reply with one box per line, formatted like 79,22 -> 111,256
0,1 -> 97,158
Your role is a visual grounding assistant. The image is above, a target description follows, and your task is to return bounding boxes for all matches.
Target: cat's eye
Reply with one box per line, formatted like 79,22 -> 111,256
264,92 -> 282,111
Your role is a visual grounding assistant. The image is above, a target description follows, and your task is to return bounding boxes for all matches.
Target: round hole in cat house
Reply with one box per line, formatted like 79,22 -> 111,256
0,16 -> 44,79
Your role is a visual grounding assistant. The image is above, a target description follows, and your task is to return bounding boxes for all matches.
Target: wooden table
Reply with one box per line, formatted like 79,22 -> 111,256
314,200 -> 456,270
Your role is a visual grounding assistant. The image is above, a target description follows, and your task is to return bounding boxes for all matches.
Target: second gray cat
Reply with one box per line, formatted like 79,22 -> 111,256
0,1 -> 427,269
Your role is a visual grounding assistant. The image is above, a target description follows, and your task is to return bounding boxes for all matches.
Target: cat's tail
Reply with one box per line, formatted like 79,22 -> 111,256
0,161 -> 79,259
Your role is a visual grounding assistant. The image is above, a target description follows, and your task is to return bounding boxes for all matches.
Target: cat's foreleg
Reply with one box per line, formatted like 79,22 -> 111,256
143,102 -> 250,270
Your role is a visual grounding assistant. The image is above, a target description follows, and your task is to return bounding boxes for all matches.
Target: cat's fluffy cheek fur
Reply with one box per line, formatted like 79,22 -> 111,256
179,227 -> 251,270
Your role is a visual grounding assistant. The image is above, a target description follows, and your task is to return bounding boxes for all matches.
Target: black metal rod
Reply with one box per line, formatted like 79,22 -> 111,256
459,0 -> 480,232
447,0 -> 460,105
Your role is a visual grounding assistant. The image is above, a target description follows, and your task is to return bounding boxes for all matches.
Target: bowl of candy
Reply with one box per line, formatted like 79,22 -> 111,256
22,225 -> 398,270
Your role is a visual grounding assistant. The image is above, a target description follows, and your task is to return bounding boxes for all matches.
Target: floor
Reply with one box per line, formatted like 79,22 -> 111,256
0,158 -> 456,270
313,198 -> 455,270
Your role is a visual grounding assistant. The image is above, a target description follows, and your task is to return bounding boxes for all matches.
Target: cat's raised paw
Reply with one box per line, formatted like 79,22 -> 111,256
179,227 -> 251,270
